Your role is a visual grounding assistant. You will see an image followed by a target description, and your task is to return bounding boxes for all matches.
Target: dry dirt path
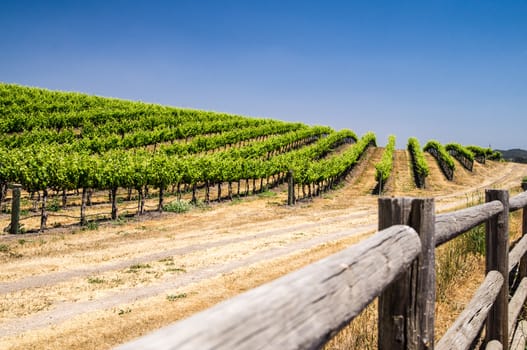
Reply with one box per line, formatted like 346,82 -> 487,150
0,153 -> 526,349
388,150 -> 415,195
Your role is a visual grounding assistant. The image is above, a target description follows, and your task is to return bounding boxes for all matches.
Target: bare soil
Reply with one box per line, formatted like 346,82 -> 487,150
1,152 -> 526,350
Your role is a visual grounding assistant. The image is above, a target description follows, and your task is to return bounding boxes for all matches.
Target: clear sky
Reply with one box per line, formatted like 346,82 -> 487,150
1,1 -> 526,149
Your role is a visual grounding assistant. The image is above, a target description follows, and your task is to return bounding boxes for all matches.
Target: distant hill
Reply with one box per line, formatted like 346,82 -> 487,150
496,149 -> 527,164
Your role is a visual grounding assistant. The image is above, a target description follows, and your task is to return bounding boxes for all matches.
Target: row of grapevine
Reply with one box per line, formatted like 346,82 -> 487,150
466,145 -> 503,163
375,135 -> 396,193
423,140 -> 456,181
445,143 -> 474,171
0,83 -> 275,133
0,127 -> 351,231
407,137 -> 430,188
466,145 -> 491,164
0,117 -> 301,150
0,126 -> 334,199
288,132 -> 376,201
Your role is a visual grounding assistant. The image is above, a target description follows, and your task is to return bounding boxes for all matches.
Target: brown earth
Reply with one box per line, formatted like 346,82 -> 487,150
1,150 -> 526,349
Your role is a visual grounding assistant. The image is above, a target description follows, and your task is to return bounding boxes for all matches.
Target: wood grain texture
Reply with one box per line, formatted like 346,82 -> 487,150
435,201 -> 503,247
485,190 -> 510,349
410,198 -> 436,350
508,278 -> 527,336
520,207 -> 527,279
509,235 -> 527,273
116,225 -> 421,350
509,191 -> 527,212
377,197 -> 435,350
510,320 -> 527,350
436,271 -> 504,350
378,198 -> 413,350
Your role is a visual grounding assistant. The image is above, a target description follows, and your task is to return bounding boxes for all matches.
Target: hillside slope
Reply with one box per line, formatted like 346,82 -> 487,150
497,148 -> 527,163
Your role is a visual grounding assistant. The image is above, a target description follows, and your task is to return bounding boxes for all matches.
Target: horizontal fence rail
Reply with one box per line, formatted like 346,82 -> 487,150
509,191 -> 527,212
435,200 -> 503,246
115,188 -> 527,350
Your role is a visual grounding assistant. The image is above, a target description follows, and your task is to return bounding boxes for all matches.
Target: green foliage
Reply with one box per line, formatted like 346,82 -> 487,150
291,132 -> 376,185
118,308 -> 132,315
466,145 -> 493,159
407,137 -> 429,178
423,140 -> 456,170
126,263 -> 151,273
445,143 -> 474,161
0,83 -> 371,215
445,143 -> 475,171
164,200 -> 192,213
462,225 -> 486,256
257,190 -> 277,198
87,276 -> 105,284
48,198 -> 61,212
83,221 -> 99,231
375,135 -> 396,183
166,267 -> 186,273
488,150 -> 503,161
166,293 -> 187,301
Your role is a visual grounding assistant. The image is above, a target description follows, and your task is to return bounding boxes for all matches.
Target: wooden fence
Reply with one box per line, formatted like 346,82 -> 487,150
116,189 -> 527,350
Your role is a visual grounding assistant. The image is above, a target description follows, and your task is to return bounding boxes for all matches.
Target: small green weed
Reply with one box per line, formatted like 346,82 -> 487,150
48,199 -> 60,212
127,263 -> 151,273
166,293 -> 187,301
18,239 -> 26,246
158,257 -> 174,263
229,198 -> 243,205
0,244 -> 9,253
258,190 -> 277,198
113,215 -> 128,226
166,267 -> 186,273
163,200 -> 192,213
192,199 -> 209,210
118,308 -> 132,315
87,277 -> 105,284
83,221 -> 99,231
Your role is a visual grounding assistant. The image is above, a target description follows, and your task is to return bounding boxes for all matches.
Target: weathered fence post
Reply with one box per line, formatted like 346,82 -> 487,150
9,184 -> 21,234
485,189 -> 509,349
287,170 -> 295,205
378,197 -> 436,350
519,202 -> 527,280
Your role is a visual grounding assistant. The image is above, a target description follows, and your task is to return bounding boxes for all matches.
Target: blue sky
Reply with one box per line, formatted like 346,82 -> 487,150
1,1 -> 526,149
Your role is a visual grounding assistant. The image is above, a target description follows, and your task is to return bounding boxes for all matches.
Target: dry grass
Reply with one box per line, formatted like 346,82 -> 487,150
324,302 -> 378,350
1,232 -> 369,350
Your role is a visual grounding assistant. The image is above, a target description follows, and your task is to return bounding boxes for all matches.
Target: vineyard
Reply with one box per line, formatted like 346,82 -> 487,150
0,83 -> 380,232
1,83 -> 527,350
1,84 -> 509,234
